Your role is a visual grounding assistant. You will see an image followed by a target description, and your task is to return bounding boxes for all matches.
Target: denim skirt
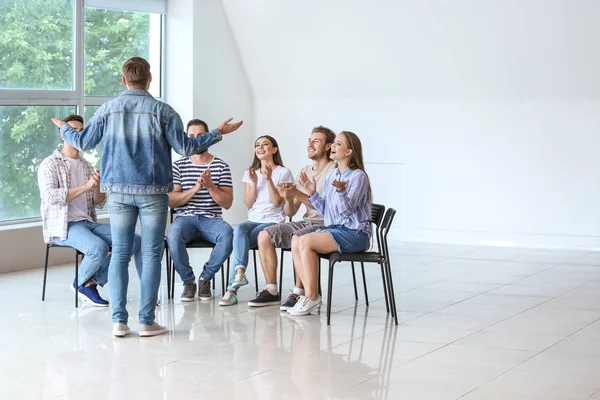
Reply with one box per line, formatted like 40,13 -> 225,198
318,225 -> 370,253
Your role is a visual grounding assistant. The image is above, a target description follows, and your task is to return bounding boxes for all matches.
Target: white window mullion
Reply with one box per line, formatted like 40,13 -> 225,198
74,0 -> 85,116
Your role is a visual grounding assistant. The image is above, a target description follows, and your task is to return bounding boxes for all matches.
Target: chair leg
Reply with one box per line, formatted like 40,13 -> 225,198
42,245 -> 50,301
351,262 -> 358,301
361,262 -> 369,307
252,249 -> 259,293
75,251 -> 79,308
385,261 -> 398,325
327,260 -> 335,325
222,258 -> 229,296
278,248 -> 285,295
165,246 -> 172,299
380,263 -> 389,313
318,259 -> 322,297
170,261 -> 175,300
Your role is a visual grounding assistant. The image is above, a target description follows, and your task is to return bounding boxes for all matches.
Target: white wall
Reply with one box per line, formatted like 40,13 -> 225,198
166,0 -> 254,225
222,0 -> 600,249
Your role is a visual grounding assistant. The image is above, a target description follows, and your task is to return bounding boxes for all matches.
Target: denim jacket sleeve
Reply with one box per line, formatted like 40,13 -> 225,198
164,112 -> 223,156
60,114 -> 105,152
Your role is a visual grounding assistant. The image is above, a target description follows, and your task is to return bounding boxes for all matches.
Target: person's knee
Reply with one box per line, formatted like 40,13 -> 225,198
86,241 -> 110,261
217,224 -> 234,247
258,230 -> 273,249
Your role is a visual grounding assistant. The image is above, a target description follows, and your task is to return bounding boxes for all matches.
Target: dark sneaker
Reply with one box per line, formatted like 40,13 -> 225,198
181,281 -> 197,302
280,292 -> 300,311
248,289 -> 280,307
198,279 -> 212,301
78,284 -> 109,307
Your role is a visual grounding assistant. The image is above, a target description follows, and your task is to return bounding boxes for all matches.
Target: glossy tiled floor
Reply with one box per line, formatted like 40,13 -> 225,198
2,243 -> 600,399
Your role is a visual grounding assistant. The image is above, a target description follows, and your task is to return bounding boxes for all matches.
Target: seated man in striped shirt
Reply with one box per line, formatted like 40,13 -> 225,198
167,119 -> 234,301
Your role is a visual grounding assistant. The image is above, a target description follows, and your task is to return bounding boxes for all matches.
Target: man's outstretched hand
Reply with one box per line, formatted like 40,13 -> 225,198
51,117 -> 65,129
218,117 -> 243,135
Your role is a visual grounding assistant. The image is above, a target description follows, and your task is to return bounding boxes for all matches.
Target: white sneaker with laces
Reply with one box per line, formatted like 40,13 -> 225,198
288,295 -> 322,316
231,271 -> 248,290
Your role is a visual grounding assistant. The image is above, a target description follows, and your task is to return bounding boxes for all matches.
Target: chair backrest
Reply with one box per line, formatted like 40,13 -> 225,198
379,208 -> 396,261
370,203 -> 385,253
170,207 -> 176,223
371,203 -> 385,226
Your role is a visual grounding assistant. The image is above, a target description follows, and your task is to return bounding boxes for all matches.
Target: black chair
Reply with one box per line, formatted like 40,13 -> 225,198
167,209 -> 229,299
323,205 -> 398,325
42,243 -> 84,307
43,241 -> 171,307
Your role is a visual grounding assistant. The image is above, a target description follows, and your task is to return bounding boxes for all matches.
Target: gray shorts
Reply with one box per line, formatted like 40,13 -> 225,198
264,220 -> 324,249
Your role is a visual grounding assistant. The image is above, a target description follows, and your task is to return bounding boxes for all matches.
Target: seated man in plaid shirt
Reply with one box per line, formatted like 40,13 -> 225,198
38,114 -> 142,307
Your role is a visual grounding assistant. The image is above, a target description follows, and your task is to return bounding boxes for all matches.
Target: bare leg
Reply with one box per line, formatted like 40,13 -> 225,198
258,230 -> 278,286
297,233 -> 338,299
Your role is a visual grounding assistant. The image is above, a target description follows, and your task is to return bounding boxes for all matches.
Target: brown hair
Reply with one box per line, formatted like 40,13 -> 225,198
339,131 -> 372,199
122,57 -> 151,88
186,119 -> 209,133
312,125 -> 336,158
62,114 -> 84,125
251,135 -> 284,170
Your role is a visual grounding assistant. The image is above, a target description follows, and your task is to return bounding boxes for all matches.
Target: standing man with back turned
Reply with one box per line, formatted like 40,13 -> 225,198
52,57 -> 243,337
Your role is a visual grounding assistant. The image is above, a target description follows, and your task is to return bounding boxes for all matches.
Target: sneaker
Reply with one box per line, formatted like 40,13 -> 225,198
280,292 -> 301,311
288,295 -> 322,316
139,322 -> 168,337
113,322 -> 131,337
219,290 -> 238,306
181,281 -> 197,302
198,279 -> 212,301
231,271 -> 248,290
77,284 -> 109,307
248,289 -> 280,307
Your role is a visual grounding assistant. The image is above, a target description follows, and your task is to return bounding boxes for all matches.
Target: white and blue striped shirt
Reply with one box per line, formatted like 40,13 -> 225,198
309,168 -> 372,237
172,157 -> 232,218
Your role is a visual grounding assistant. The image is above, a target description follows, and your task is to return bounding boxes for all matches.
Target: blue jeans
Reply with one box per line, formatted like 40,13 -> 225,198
52,221 -> 143,287
108,193 -> 168,325
227,221 -> 274,291
167,215 -> 233,283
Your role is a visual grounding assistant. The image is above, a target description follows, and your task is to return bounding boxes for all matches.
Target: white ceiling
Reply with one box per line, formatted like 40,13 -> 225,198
221,0 -> 600,101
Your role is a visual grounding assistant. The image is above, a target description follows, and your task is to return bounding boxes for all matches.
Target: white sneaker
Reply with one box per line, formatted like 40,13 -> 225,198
288,295 -> 322,316
219,290 -> 238,306
139,322 -> 168,337
113,322 -> 131,337
231,271 -> 249,290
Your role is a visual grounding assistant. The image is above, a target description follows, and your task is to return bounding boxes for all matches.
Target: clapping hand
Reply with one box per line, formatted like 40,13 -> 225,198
298,172 -> 317,196
332,179 -> 349,192
199,167 -> 214,189
264,164 -> 273,181
86,169 -> 100,189
248,167 -> 258,184
218,117 -> 244,135
278,183 -> 295,200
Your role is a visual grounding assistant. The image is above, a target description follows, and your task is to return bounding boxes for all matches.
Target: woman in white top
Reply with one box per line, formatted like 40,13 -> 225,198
220,135 -> 294,306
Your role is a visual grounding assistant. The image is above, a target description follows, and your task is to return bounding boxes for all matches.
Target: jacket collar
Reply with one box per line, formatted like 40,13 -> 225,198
119,89 -> 153,98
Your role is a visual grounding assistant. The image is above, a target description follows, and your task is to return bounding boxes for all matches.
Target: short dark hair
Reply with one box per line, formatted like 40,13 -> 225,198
186,119 -> 209,133
312,125 -> 336,158
312,126 -> 335,145
122,57 -> 151,88
62,114 -> 84,125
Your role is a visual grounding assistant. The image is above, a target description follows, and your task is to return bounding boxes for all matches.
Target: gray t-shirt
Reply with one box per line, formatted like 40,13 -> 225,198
65,157 -> 92,223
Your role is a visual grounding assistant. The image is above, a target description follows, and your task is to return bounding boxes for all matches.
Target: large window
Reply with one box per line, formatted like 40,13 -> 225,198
0,0 -> 164,223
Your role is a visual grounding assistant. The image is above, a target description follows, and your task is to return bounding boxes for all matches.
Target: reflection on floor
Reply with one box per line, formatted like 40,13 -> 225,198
1,243 -> 600,399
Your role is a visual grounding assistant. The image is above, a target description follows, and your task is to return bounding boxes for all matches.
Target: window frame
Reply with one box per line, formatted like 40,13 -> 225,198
0,0 -> 165,225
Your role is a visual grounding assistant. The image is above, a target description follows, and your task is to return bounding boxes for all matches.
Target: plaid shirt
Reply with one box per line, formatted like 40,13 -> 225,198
37,150 -> 99,243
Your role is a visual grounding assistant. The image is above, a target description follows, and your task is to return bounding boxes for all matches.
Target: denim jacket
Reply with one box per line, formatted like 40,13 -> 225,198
60,90 -> 223,194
